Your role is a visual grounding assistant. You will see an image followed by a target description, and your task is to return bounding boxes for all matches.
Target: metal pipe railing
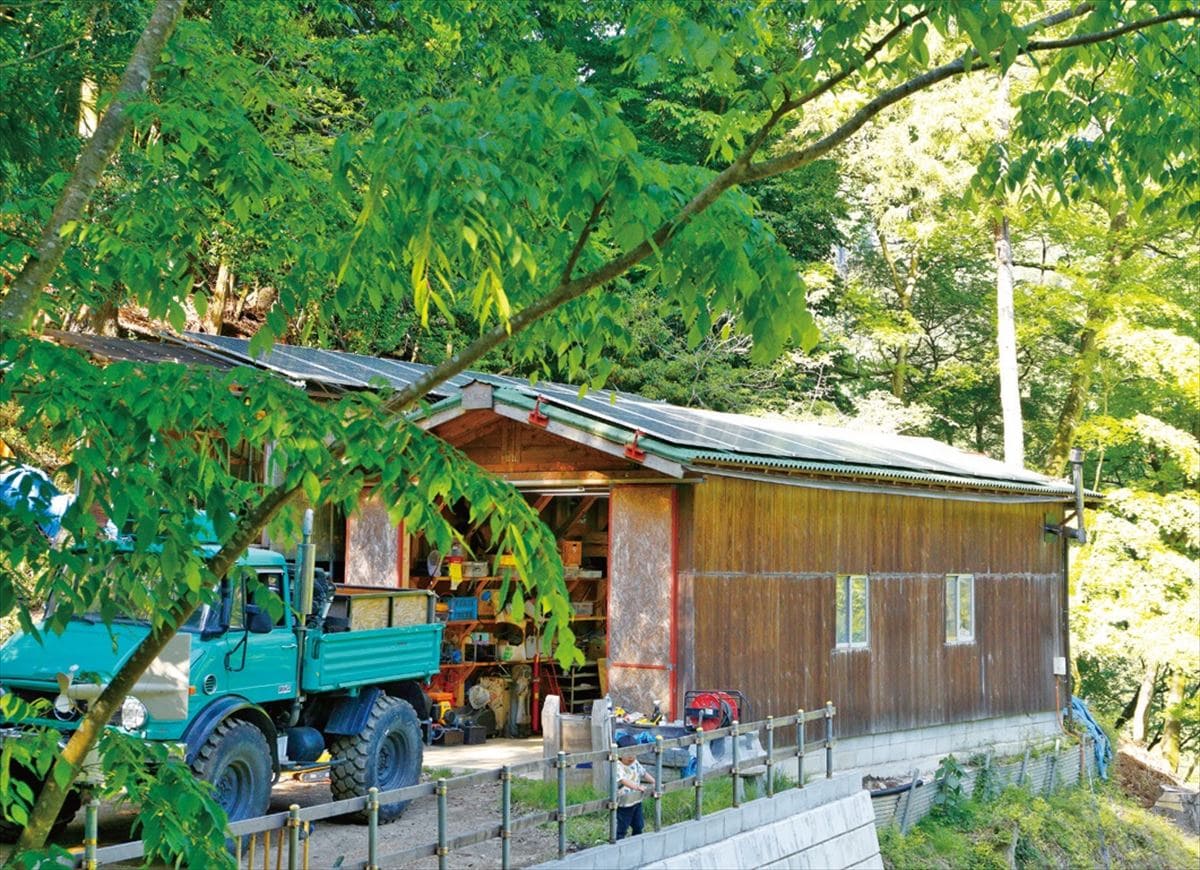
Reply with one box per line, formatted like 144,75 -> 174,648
80,705 -> 838,869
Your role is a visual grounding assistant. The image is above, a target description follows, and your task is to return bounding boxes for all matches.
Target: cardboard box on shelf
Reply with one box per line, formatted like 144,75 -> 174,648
464,561 -> 489,577
570,601 -> 594,616
559,540 -> 583,567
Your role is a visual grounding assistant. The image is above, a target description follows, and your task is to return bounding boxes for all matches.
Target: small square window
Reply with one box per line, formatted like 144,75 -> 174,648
945,574 -> 974,643
835,574 -> 869,649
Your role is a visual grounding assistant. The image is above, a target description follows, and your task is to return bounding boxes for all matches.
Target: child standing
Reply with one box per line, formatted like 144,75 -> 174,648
615,735 -> 655,839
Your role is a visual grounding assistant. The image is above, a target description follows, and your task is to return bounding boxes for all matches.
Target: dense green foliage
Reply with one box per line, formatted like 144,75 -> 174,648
2,0 -> 1198,862
879,781 -> 1198,870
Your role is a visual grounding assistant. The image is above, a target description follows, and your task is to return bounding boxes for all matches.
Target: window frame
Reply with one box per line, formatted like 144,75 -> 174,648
834,573 -> 870,650
944,573 -> 975,644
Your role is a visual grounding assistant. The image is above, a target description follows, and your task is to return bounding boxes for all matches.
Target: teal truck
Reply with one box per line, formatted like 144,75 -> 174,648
0,512 -> 444,836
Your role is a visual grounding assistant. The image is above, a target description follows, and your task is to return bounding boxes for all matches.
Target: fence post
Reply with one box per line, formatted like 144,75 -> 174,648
898,768 -> 920,833
608,741 -> 619,844
694,729 -> 706,821
766,716 -> 775,798
83,797 -> 99,870
731,719 -> 742,807
501,765 -> 512,870
796,709 -> 805,787
556,750 -> 568,858
287,804 -> 301,870
1045,738 -> 1060,795
654,735 -> 664,832
1018,747 -> 1030,786
367,786 -> 380,870
437,778 -> 449,870
824,701 -> 834,778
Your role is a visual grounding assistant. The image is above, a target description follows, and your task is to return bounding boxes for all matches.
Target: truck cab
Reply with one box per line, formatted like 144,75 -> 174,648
0,517 -> 444,835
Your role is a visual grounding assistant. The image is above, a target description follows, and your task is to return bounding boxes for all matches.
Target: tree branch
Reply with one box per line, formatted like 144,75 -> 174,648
743,4 -> 1199,186
0,0 -> 187,332
0,36 -> 86,70
1014,259 -> 1061,272
782,10 -> 929,113
1026,7 -> 1199,51
560,192 -> 609,285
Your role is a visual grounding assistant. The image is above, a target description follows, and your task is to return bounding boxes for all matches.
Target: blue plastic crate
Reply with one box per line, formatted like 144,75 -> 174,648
448,596 -> 478,621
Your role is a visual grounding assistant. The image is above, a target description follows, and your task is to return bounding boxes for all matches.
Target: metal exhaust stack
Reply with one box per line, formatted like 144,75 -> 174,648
290,509 -> 316,728
1069,447 -> 1087,543
298,508 -> 316,615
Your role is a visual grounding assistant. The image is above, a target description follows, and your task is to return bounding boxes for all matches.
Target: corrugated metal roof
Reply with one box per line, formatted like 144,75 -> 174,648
178,333 -> 1073,496
184,332 -> 477,396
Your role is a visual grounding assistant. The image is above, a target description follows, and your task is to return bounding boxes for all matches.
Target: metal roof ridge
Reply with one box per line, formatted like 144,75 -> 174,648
684,456 -> 1080,496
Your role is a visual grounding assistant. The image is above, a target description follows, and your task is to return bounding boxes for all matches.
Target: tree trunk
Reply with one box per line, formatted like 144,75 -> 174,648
994,215 -> 1024,467
206,261 -> 231,334
1114,681 -> 1143,730
990,72 -> 1024,468
1131,662 -> 1157,744
1045,210 -> 1127,476
878,234 -> 917,402
1163,669 -> 1185,771
0,0 -> 187,332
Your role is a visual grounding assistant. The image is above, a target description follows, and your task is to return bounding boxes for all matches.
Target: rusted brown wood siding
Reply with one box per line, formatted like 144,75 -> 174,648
679,476 -> 1063,737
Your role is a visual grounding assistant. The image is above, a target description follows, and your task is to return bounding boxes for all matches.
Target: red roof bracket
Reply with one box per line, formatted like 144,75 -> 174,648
528,395 -> 550,428
624,429 -> 647,462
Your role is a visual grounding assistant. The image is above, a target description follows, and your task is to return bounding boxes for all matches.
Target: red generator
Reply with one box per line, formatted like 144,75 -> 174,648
684,690 -> 748,731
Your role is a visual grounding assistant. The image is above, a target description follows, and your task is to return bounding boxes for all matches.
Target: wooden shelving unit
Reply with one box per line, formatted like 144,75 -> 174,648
409,494 -> 610,721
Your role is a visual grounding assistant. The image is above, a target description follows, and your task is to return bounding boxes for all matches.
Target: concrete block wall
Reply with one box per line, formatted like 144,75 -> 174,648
809,712 -> 1061,780
534,774 -> 882,870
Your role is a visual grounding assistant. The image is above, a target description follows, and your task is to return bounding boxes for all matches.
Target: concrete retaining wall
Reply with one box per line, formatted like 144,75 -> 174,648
828,712 -> 1060,778
534,774 -> 882,870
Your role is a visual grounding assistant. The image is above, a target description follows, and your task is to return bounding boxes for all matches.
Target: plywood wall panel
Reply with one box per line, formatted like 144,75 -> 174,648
608,485 -> 675,714
345,492 -> 399,587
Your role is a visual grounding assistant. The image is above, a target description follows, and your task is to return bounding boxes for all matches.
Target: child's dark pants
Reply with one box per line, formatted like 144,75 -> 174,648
616,802 -> 644,839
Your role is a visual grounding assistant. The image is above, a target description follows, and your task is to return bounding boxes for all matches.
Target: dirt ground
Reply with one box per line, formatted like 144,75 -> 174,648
29,740 -> 567,869
268,773 -> 563,869
1116,747 -> 1179,808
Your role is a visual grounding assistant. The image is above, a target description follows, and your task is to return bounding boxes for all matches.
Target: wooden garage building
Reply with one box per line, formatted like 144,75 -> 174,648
65,332 -> 1080,749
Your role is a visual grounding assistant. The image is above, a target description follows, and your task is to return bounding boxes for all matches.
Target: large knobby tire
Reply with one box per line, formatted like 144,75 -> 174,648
329,695 -> 422,822
0,765 -> 81,843
191,719 -> 273,823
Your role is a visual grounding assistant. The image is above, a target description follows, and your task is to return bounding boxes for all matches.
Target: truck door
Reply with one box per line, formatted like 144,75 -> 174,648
222,569 -> 299,703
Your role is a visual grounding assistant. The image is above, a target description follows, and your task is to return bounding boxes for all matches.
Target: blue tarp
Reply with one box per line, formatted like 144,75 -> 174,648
0,463 -> 72,539
1068,695 -> 1113,779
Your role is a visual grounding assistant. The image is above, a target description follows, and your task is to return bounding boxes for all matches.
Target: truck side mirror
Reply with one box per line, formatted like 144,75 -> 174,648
202,588 -> 235,639
245,605 -> 273,634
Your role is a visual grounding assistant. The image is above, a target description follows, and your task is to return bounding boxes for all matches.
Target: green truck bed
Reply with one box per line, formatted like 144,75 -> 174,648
302,623 -> 443,692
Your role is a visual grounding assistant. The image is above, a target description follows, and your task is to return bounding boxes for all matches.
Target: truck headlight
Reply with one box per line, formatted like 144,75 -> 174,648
121,697 -> 148,730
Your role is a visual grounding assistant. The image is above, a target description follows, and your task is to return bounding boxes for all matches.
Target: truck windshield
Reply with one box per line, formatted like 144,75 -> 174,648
45,564 -> 210,632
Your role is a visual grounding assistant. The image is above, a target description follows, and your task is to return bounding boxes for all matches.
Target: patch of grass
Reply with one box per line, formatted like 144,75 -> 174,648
422,767 -> 454,781
880,781 -> 1199,869
511,768 -> 802,849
